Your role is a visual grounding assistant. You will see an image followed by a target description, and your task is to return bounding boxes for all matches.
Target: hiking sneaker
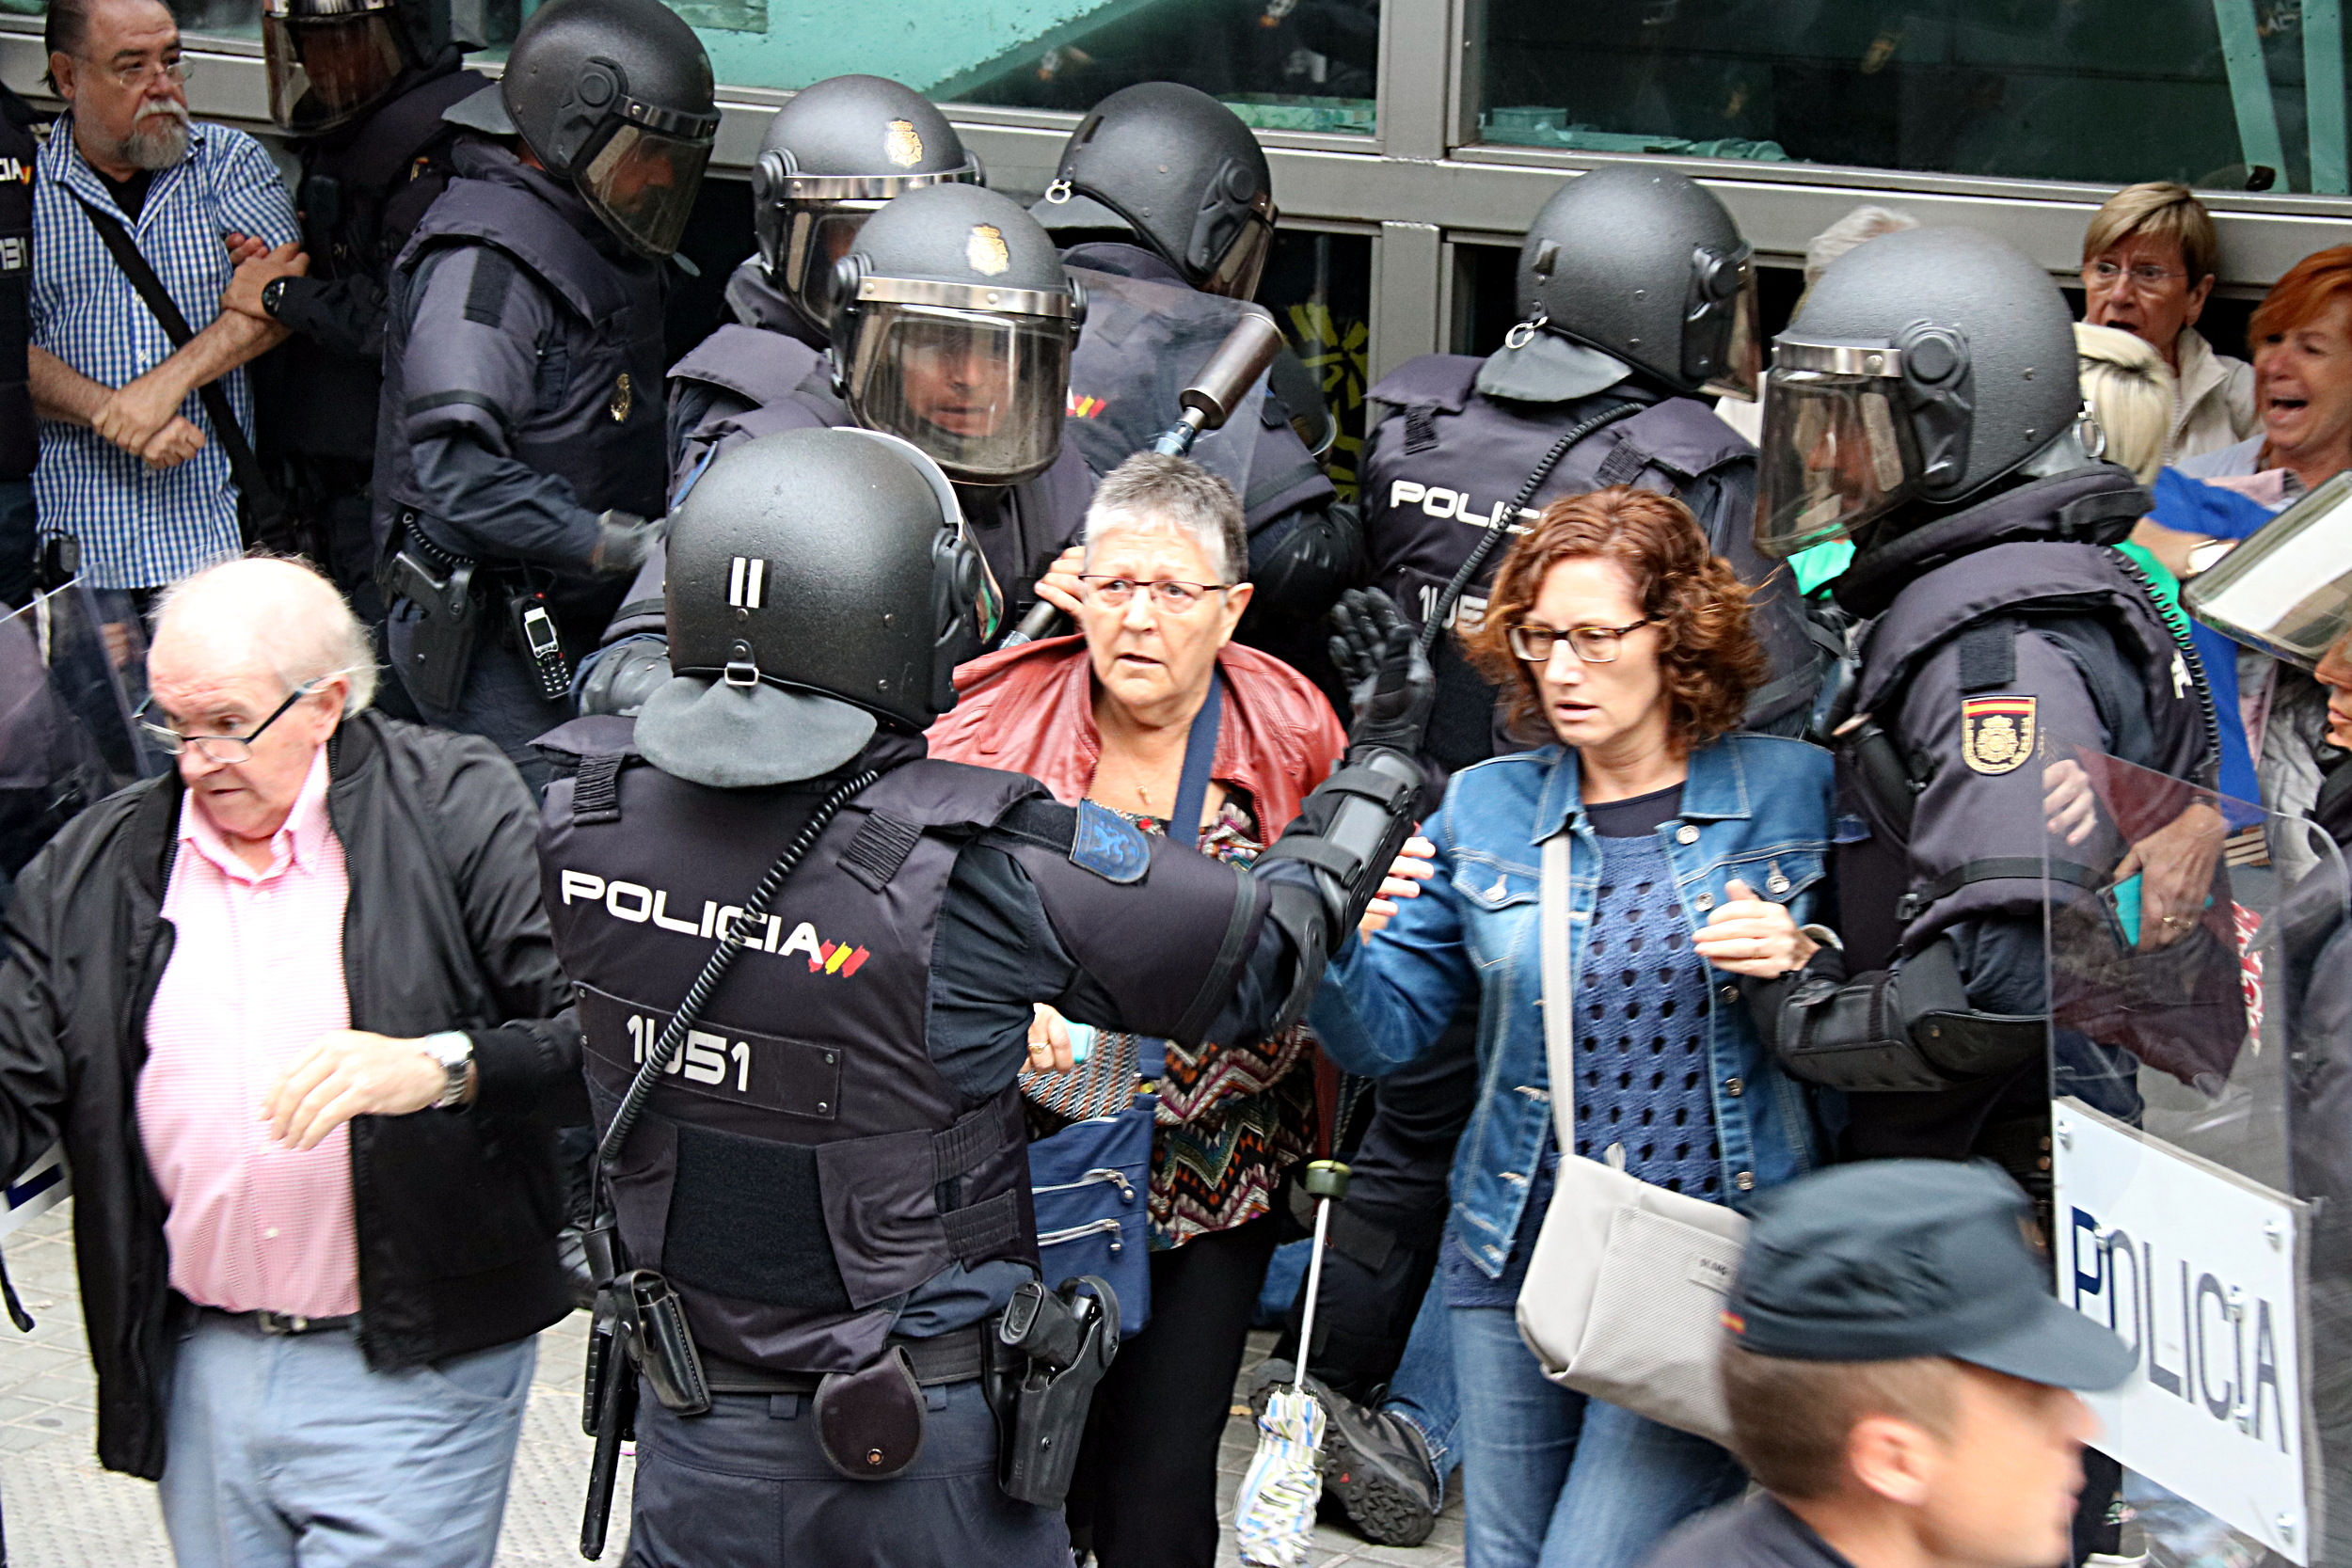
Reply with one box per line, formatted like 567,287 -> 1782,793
1244,1359 -> 1440,1547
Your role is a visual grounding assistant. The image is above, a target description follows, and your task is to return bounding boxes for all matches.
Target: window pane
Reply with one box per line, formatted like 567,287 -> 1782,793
149,0 -> 1381,132
1258,230 -> 1373,501
1478,0 -> 2352,193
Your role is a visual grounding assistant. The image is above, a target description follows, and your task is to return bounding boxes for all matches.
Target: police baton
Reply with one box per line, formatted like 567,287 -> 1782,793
1003,310 -> 1289,645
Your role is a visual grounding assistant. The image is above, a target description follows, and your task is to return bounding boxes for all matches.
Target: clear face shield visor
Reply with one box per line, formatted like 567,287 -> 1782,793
262,0 -> 405,134
2184,470 -> 2352,675
763,166 -> 981,335
1200,196 -> 1277,301
1699,265 -> 1762,402
580,119 -> 715,261
1753,343 -> 1922,560
840,288 -> 1076,484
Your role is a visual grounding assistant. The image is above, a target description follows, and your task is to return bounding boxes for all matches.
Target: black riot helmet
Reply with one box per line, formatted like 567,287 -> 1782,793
751,76 -> 982,341
1490,165 -> 1756,402
262,0 -> 455,135
1034,82 -> 1276,300
828,182 -> 1086,485
444,0 -> 717,259
1754,226 -> 2085,561
633,427 -> 1004,789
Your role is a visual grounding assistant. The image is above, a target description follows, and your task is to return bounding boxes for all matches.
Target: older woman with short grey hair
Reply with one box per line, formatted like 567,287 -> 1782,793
929,451 -> 1348,1566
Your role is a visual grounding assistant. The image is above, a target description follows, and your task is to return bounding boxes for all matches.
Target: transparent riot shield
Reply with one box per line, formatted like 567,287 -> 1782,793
0,579 -> 157,900
2044,751 -> 2349,1566
1063,265 -> 1270,501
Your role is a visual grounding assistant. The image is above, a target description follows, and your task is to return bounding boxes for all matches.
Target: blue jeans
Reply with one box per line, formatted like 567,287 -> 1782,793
1385,1275 -> 1459,1475
1449,1306 -> 1745,1568
159,1312 -> 534,1568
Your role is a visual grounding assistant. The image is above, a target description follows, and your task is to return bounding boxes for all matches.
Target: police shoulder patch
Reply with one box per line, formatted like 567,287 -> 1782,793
1070,799 -> 1149,883
1961,694 -> 2036,775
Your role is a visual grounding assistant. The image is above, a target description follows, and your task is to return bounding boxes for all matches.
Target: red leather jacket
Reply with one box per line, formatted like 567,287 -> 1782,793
927,635 -> 1347,833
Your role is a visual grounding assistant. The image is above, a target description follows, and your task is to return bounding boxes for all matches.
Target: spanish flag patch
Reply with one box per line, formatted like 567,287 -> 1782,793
1961,695 -> 2036,775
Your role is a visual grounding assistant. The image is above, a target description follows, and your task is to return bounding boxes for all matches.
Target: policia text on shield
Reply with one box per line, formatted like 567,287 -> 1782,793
533,427 -> 1430,1565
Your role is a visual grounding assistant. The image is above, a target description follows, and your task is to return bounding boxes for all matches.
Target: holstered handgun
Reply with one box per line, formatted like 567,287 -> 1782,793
387,523 -> 481,712
997,1275 -> 1120,1507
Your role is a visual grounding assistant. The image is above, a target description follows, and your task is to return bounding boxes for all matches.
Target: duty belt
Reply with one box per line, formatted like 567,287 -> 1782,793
698,1322 -> 990,1394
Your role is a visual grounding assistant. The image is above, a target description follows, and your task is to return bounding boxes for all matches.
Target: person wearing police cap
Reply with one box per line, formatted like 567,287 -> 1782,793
533,423 -> 1436,1566
371,0 -> 712,786
1034,80 -> 1367,697
224,0 -> 489,626
580,180 -> 1096,717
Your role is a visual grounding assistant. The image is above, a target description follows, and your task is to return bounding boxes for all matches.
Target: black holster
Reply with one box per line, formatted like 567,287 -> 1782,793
384,515 -> 480,711
996,1276 -> 1120,1507
621,1269 -> 710,1416
1774,936 -> 2046,1093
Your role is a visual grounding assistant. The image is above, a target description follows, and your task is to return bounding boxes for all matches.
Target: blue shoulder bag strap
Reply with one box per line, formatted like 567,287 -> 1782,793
1170,669 -> 1225,849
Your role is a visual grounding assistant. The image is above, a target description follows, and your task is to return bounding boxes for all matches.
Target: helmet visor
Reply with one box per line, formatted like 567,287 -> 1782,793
843,303 -> 1070,483
2184,470 -> 2352,671
1754,366 -> 1920,559
581,124 -> 712,260
262,7 -> 404,134
775,206 -> 880,336
1201,201 -> 1277,301
1701,268 -> 1762,403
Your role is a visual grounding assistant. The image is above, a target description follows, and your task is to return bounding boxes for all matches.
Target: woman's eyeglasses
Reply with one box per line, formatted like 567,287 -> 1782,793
1507,619 -> 1653,665
136,678 -> 324,764
1079,576 -> 1232,612
2083,260 -> 2185,293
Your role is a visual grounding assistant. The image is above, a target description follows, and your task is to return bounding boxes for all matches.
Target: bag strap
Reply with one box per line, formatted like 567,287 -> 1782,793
1540,830 -> 1579,1155
1170,671 -> 1224,842
63,189 -> 285,534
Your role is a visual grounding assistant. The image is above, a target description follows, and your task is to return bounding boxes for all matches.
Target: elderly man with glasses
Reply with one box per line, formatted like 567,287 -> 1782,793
0,555 -> 584,1567
28,0 -> 308,608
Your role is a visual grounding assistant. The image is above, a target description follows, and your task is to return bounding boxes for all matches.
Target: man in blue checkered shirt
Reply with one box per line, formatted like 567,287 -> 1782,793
28,0 -> 308,595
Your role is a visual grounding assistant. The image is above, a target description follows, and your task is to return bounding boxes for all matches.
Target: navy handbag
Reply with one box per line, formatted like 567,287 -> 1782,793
1028,1095 -> 1155,1335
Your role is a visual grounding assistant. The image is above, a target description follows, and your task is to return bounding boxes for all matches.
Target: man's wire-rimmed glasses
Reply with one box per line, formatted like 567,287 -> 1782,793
137,678 -> 325,764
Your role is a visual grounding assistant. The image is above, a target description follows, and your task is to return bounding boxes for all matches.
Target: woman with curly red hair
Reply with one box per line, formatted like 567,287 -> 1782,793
1307,485 -> 1845,1568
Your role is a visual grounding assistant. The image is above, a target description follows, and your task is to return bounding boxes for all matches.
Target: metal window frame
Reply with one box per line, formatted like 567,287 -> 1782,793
11,0 -> 2347,378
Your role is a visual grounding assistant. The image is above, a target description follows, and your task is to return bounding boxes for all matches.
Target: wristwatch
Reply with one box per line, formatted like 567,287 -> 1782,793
420,1031 -> 474,1110
260,276 -> 290,319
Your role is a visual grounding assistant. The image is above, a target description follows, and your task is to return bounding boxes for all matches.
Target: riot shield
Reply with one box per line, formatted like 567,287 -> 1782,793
1063,265 -> 1270,502
2044,752 -> 2349,1565
0,580 -> 156,897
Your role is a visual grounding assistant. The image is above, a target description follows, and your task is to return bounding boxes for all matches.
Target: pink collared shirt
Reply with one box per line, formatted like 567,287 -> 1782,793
138,748 -> 360,1318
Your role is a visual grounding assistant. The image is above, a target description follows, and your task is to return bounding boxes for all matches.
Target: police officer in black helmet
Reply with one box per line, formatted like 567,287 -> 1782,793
1034,81 -> 1366,692
534,424 -> 1436,1566
1748,225 -> 2217,1174
663,73 -> 983,482
373,0 -> 711,787
238,0 -> 487,622
580,181 -> 1097,717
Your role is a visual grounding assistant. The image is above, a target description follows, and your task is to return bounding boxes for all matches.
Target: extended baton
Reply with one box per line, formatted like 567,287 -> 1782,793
1003,311 -> 1289,645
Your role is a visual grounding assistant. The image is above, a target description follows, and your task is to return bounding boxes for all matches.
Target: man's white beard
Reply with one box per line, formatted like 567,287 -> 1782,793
118,103 -> 190,171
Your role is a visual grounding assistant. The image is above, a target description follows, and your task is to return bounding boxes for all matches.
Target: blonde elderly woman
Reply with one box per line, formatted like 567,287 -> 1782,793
927,451 -> 1346,1568
2079,182 -> 2256,462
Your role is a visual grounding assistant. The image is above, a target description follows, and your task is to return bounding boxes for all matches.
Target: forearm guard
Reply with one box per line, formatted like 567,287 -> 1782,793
1771,935 -> 2045,1093
1256,745 -> 1422,1031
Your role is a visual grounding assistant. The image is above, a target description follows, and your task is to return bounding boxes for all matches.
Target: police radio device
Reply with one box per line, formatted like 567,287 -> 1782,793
1003,310 -> 1287,644
2184,469 -> 2352,671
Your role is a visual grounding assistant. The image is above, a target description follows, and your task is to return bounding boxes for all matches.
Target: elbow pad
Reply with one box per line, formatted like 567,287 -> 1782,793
1256,745 -> 1422,1029
1772,935 -> 2045,1093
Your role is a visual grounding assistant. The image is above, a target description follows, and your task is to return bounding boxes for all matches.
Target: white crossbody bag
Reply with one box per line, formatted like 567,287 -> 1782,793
1512,829 -> 1747,1448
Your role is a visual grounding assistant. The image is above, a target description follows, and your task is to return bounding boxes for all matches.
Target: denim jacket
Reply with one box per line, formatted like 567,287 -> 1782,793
1309,732 -> 1837,1280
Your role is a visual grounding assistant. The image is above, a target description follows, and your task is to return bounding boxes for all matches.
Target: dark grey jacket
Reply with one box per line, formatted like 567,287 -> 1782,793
0,712 -> 583,1478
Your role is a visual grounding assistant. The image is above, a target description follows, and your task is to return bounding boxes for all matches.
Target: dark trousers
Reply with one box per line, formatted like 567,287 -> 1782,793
1066,1215 -> 1281,1568
1284,1022 -> 1478,1399
628,1374 -> 1068,1568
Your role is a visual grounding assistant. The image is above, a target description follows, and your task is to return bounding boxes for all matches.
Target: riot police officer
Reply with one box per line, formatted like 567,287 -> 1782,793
1748,225 -> 2216,1176
1033,80 -> 1365,689
534,424 -> 1432,1565
581,181 -> 1095,716
245,0 -> 487,612
373,0 -> 711,785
